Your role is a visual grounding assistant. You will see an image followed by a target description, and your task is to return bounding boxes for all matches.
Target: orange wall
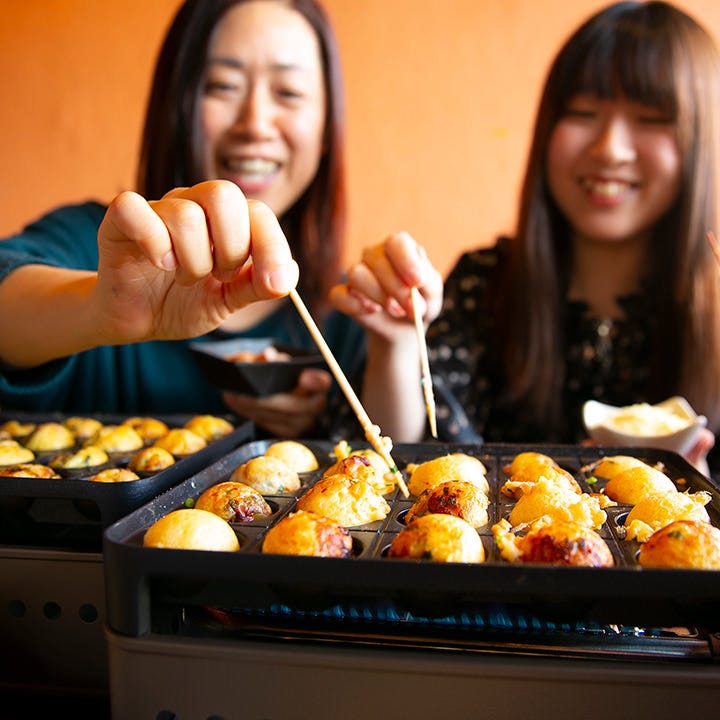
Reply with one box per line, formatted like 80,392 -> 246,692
2,0 -> 720,277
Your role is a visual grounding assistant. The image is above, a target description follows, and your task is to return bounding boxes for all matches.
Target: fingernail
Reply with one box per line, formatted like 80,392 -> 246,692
388,298 -> 405,318
267,266 -> 295,294
161,251 -> 177,270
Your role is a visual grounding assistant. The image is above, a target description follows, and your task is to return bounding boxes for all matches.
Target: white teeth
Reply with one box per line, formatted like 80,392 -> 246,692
581,178 -> 629,197
225,158 -> 279,177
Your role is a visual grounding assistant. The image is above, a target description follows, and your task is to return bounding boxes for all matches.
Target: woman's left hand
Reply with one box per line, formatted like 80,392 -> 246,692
221,368 -> 332,438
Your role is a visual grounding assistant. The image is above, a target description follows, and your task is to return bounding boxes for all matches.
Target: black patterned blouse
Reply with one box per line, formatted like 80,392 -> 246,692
427,241 -> 657,445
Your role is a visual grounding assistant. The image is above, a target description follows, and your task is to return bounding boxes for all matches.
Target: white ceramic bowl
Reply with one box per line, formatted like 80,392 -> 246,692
582,396 -> 707,455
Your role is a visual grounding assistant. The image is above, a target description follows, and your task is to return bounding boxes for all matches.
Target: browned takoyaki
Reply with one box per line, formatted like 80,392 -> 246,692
406,453 -> 488,497
405,480 -> 489,528
638,520 -> 720,569
388,513 -> 485,563
492,518 -> 614,567
195,481 -> 272,523
297,473 -> 390,527
261,510 -> 352,557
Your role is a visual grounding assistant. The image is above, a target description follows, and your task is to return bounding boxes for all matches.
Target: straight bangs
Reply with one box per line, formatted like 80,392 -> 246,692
559,18 -> 679,119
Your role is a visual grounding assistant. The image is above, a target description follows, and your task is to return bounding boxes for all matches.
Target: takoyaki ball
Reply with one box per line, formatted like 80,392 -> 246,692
388,514 -> 485,563
63,416 -> 103,444
407,453 -> 489,497
143,508 -> 240,552
24,422 -> 75,453
583,455 -> 650,481
624,490 -> 711,542
87,467 -> 141,483
153,428 -> 207,457
0,463 -> 61,479
492,518 -> 614,567
261,510 -> 352,558
638,520 -> 720,569
195,481 -> 272,523
184,415 -> 234,443
604,465 -> 676,505
122,416 -> 170,444
0,441 -> 35,466
49,445 -> 110,471
230,455 -> 301,494
405,481 -> 489,528
332,441 -> 393,475
264,440 -> 319,473
0,420 -> 36,440
127,446 -> 176,474
297,473 -> 390,527
503,451 -> 560,477
508,476 -> 607,530
86,424 -> 144,454
502,464 -> 581,500
323,454 -> 393,495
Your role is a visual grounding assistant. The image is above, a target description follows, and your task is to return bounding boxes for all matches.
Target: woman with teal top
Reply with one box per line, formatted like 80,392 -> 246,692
0,0 -> 367,439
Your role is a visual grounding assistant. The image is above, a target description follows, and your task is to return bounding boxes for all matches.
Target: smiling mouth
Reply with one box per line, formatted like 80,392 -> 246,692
580,177 -> 637,198
223,157 -> 280,183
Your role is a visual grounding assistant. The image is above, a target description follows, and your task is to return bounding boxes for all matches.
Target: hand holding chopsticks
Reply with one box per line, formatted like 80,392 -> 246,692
326,231 -> 444,451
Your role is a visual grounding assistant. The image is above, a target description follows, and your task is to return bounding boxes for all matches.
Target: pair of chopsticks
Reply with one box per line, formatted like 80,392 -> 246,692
410,287 -> 438,439
289,289 -> 410,497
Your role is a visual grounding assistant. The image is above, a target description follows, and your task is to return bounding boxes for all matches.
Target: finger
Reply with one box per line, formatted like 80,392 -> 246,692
100,191 -> 175,270
224,200 -> 299,308
295,368 -> 332,393
345,262 -> 388,309
166,181 -> 252,283
329,283 -> 383,318
359,231 -> 435,316
382,232 -> 444,320
382,231 -> 428,286
148,196 -> 214,285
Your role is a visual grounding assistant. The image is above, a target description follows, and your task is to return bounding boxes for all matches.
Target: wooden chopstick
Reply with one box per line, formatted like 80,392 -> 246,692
289,289 -> 409,497
410,287 -> 438,438
706,230 -> 720,266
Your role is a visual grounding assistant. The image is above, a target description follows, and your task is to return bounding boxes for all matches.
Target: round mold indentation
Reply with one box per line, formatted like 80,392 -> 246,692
7,600 -> 26,618
350,532 -> 375,558
43,601 -> 62,620
395,507 -> 410,526
78,603 -> 99,623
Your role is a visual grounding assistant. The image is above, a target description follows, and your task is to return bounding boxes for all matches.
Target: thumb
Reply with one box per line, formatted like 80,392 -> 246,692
296,368 -> 332,393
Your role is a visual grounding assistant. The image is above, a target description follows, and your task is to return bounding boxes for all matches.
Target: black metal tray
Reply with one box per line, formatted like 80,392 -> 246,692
0,413 -> 253,550
103,441 -> 720,636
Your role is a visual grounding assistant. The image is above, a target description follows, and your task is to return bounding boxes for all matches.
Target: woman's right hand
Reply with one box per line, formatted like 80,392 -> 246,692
94,180 -> 299,345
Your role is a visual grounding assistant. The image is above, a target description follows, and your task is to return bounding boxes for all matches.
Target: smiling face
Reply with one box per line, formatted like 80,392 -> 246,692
546,94 -> 682,247
200,1 -> 327,218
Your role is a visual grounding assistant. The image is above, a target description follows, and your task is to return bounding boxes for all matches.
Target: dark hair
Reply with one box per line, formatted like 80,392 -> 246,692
137,0 -> 346,314
498,1 -> 720,429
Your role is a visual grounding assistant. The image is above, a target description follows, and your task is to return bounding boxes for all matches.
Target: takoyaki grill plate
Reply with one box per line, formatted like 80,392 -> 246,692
103,441 -> 720,636
0,413 -> 253,549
